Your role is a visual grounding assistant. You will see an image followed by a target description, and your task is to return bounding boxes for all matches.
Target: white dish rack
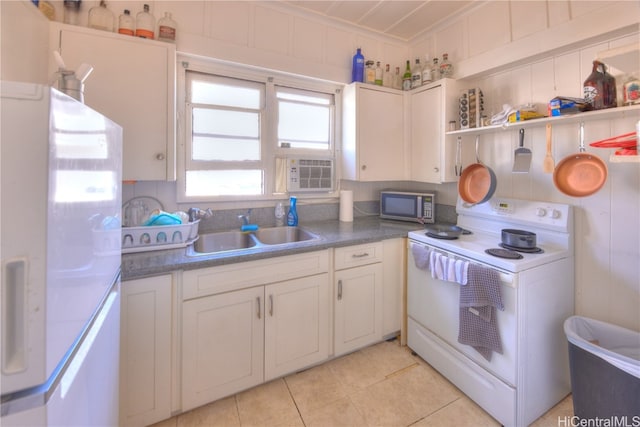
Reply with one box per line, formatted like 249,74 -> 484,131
122,220 -> 200,253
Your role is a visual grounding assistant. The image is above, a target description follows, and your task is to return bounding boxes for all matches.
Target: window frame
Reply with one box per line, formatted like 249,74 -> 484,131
176,55 -> 342,204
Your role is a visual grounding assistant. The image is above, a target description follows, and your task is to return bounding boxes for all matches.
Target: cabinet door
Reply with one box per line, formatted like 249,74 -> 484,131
56,25 -> 175,181
264,274 -> 330,380
182,287 -> 264,411
342,84 -> 405,181
120,275 -> 172,427
334,263 -> 383,356
382,238 -> 405,338
411,85 -> 442,183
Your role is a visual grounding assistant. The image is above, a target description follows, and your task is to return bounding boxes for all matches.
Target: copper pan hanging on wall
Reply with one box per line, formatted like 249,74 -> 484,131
553,123 -> 608,197
458,135 -> 497,205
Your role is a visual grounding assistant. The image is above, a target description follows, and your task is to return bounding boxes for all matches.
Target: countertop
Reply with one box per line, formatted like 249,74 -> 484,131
122,217 -> 423,280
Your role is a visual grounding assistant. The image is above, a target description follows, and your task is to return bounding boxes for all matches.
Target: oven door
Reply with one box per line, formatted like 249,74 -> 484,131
407,239 -> 518,386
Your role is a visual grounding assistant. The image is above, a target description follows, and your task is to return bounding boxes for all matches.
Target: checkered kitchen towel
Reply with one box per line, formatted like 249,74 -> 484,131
458,264 -> 504,361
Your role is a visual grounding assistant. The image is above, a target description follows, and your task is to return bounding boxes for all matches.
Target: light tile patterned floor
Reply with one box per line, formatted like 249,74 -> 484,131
153,340 -> 573,427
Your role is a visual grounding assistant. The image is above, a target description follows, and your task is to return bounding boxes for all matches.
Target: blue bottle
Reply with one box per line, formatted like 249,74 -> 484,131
287,196 -> 298,226
352,48 -> 365,83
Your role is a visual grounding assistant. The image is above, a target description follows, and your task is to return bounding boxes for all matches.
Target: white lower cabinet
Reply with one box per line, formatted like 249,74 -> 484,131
334,242 -> 383,356
181,250 -> 330,412
182,286 -> 264,411
120,274 -> 173,427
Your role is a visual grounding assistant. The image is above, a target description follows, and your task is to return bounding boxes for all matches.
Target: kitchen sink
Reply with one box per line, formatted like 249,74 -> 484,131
193,230 -> 258,253
189,226 -> 320,255
253,226 -> 318,245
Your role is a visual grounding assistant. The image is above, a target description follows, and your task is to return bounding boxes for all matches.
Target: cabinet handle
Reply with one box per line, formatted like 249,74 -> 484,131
155,153 -> 166,161
337,280 -> 343,301
352,252 -> 369,258
434,167 -> 439,173
361,164 -> 367,171
269,294 -> 274,317
256,297 -> 261,319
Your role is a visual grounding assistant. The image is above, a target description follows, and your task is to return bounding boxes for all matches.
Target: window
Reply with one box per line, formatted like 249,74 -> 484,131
276,87 -> 333,150
180,64 -> 338,202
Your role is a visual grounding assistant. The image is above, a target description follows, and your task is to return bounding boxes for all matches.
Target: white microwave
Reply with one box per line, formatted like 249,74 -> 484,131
380,191 -> 435,223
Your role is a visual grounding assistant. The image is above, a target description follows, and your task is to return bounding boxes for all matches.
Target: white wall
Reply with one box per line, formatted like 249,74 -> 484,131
0,1 -> 50,83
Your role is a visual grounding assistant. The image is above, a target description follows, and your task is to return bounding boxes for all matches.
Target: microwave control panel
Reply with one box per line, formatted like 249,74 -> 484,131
422,195 -> 435,222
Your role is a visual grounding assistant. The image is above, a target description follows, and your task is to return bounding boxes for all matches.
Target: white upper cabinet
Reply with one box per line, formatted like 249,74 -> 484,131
410,78 -> 460,183
50,23 -> 176,181
342,83 -> 406,181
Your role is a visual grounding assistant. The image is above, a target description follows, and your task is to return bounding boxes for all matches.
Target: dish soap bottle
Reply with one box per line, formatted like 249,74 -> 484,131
287,196 -> 298,226
275,202 -> 285,227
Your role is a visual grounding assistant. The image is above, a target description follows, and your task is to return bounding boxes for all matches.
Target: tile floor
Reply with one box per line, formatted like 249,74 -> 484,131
152,340 -> 574,427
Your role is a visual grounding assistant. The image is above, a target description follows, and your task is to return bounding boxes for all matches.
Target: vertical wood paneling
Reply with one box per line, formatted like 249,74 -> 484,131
510,1 -> 548,41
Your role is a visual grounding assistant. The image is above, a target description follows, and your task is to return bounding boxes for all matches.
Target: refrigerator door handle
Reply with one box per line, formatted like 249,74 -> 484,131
2,258 -> 28,375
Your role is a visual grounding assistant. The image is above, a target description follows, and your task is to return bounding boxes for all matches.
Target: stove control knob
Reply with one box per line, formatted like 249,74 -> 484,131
550,209 -> 561,219
536,208 -> 547,217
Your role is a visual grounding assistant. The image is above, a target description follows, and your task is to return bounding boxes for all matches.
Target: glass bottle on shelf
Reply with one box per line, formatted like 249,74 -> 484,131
393,66 -> 402,90
157,11 -> 177,43
118,9 -> 134,36
375,61 -> 383,86
439,53 -> 454,78
382,64 -> 393,88
63,0 -> 81,25
135,4 -> 155,39
351,48 -> 365,83
411,58 -> 422,89
88,0 -> 114,32
402,60 -> 412,91
431,57 -> 439,81
421,55 -> 432,85
365,60 -> 376,84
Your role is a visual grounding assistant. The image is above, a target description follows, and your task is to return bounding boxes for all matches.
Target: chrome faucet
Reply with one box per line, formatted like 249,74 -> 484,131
188,207 -> 213,222
238,209 -> 253,226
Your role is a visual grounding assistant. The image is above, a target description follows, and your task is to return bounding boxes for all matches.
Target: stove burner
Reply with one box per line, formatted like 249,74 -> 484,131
426,232 -> 458,240
485,248 -> 523,259
499,243 -> 544,254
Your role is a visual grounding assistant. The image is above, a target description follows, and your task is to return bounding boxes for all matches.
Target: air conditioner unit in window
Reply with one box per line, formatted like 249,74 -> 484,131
286,158 -> 334,193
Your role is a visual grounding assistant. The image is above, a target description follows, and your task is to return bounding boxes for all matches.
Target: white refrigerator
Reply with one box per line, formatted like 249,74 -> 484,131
1,82 -> 122,426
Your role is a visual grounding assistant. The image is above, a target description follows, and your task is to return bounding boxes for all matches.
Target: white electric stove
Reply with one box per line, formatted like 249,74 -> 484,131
407,196 -> 575,427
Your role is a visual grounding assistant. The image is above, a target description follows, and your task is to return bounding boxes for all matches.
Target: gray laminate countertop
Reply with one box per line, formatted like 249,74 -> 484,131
121,217 -> 424,281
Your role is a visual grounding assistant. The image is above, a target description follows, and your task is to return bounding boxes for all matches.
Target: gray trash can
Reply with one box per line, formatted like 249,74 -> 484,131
564,316 -> 640,420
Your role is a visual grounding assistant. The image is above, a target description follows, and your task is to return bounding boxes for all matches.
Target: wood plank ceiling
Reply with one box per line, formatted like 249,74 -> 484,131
282,0 -> 475,41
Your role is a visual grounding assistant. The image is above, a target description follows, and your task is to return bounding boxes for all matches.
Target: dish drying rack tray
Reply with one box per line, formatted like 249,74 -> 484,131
122,220 -> 200,253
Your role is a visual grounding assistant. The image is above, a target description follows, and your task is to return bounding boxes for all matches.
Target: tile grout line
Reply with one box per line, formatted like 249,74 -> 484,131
283,376 -> 308,427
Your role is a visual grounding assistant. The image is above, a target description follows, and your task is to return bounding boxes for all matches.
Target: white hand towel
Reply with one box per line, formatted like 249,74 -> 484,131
455,259 -> 469,285
430,250 -> 438,279
434,253 -> 444,280
447,257 -> 456,282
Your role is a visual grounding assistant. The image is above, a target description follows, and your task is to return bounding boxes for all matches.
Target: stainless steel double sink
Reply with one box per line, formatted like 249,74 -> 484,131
189,226 -> 320,255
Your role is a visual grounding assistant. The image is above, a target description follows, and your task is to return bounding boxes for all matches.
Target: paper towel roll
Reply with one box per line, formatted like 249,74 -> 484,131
339,190 -> 353,222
